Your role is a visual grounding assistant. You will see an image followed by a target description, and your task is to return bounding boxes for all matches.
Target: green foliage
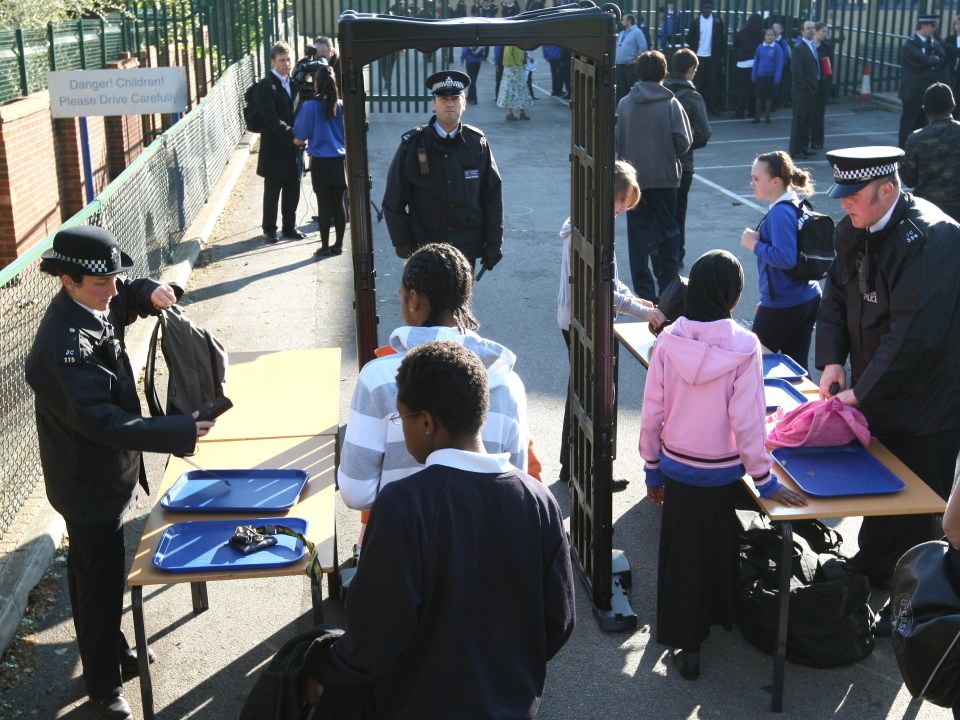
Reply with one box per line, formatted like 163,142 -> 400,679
0,1 -> 122,31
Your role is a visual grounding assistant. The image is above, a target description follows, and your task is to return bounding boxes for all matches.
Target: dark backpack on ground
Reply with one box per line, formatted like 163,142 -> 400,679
735,510 -> 875,668
891,540 -> 960,708
758,199 -> 836,297
243,81 -> 264,133
238,625 -> 375,720
145,305 -> 228,418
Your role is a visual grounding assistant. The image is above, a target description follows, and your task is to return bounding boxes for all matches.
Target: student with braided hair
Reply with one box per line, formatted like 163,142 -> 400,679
338,243 -> 531,526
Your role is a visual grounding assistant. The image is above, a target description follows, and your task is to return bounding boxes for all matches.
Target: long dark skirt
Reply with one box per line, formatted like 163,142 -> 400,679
656,476 -> 740,651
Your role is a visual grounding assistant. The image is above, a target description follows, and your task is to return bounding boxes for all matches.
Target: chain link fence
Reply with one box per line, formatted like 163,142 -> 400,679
0,53 -> 255,542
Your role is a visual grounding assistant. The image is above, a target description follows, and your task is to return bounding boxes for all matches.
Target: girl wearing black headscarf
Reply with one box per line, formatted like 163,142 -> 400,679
639,249 -> 806,681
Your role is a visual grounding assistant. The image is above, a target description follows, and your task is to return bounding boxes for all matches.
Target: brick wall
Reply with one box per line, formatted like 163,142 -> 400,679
0,94 -> 62,265
56,114 -> 109,220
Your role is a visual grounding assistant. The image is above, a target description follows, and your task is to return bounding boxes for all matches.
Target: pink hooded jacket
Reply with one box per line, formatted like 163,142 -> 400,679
640,316 -> 774,490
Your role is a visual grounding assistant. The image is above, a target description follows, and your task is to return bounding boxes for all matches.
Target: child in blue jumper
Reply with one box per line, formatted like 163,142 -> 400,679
751,28 -> 784,123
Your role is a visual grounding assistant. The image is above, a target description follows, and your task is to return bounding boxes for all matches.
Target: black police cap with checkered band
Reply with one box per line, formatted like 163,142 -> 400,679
826,146 -> 904,199
41,225 -> 135,275
426,70 -> 470,96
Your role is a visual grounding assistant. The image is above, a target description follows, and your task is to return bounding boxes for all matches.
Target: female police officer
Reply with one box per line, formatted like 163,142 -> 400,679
25,226 -> 213,720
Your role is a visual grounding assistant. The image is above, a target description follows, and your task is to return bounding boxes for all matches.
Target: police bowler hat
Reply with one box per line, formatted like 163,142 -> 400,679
41,225 -> 135,276
426,70 -> 470,96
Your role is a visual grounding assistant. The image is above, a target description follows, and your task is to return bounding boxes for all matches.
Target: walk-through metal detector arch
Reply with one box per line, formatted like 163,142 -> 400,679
339,2 -> 637,632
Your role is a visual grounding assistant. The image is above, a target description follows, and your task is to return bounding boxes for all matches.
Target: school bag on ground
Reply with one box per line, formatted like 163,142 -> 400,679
238,625 -> 375,720
144,305 -> 228,418
758,199 -> 836,291
890,539 -> 960,709
243,81 -> 264,133
735,509 -> 875,668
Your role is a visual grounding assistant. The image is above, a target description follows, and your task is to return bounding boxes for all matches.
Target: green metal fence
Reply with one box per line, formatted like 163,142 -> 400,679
295,0 -> 958,111
0,53 -> 257,542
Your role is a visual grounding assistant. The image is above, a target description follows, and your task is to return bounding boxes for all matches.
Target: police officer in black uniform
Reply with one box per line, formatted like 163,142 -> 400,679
816,146 -> 960,633
25,227 -> 213,720
382,70 -> 504,271
899,15 -> 947,148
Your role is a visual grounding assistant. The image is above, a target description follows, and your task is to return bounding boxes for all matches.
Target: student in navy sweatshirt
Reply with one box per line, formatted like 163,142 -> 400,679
302,341 -> 576,719
740,151 -> 822,370
751,28 -> 784,123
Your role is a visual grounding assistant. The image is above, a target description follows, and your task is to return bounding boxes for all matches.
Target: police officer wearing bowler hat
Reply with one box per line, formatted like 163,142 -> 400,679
25,226 -> 214,720
899,14 -> 947,148
382,69 -> 504,270
815,146 -> 960,633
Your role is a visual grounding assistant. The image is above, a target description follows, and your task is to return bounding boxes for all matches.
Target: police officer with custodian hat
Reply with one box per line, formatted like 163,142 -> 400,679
815,146 -> 960,633
25,226 -> 214,720
382,69 -> 504,271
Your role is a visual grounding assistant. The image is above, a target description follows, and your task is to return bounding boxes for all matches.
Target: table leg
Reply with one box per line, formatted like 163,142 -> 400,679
311,572 -> 324,625
191,581 -> 209,614
131,586 -> 155,720
771,520 -> 793,713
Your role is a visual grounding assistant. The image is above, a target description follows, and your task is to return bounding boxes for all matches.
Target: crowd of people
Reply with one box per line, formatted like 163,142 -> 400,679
24,11 -> 960,719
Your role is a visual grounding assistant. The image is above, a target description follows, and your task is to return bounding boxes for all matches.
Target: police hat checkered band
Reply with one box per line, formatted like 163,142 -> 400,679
832,161 -> 900,183
918,14 -> 938,24
433,76 -> 464,92
50,250 -> 117,274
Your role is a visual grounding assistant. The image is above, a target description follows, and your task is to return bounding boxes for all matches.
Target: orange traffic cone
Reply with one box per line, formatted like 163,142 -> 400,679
859,63 -> 872,100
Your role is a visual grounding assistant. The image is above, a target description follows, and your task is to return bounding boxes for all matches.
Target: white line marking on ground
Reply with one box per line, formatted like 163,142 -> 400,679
692,174 -> 766,212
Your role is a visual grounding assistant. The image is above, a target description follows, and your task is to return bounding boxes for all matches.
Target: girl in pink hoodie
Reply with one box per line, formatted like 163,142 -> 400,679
639,249 -> 806,681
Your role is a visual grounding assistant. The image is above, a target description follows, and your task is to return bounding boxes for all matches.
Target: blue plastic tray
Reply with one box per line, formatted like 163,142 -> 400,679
152,517 -> 308,572
772,446 -> 906,497
159,469 -> 308,513
764,378 -> 809,412
762,353 -> 808,381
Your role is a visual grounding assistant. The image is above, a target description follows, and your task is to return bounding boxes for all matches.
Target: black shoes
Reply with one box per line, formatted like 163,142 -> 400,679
750,116 -> 760,124
120,646 -> 156,682
281,228 -> 308,240
89,695 -> 133,720
315,245 -> 331,257
811,143 -> 823,150
330,243 -> 343,255
263,231 -> 278,244
672,649 -> 700,680
611,475 -> 629,492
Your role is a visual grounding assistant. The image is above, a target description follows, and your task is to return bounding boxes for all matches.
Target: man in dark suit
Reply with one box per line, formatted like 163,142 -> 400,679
254,41 -> 306,244
685,1 -> 726,115
899,15 -> 947,148
789,20 -> 819,159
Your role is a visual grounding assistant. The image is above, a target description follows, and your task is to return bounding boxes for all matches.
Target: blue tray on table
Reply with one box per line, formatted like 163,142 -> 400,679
160,469 -> 308,513
152,517 -> 309,572
771,446 -> 906,498
764,378 -> 809,412
762,353 -> 808,381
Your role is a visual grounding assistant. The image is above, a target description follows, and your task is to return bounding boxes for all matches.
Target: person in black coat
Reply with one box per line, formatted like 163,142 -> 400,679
789,20 -> 819,158
945,17 -> 960,118
732,13 -> 764,119
25,227 -> 211,720
899,15 -> 947,147
255,41 -> 306,243
811,22 -> 834,149
686,0 -> 726,115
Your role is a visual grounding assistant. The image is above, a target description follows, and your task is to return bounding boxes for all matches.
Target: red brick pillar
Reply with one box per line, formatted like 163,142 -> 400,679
0,93 -> 62,263
55,112 -> 109,219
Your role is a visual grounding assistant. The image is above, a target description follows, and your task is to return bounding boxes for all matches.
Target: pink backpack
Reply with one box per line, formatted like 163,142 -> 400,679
765,396 -> 872,448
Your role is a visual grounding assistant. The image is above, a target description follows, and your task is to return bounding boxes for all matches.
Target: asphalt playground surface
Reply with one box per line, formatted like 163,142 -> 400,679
0,62 -> 953,719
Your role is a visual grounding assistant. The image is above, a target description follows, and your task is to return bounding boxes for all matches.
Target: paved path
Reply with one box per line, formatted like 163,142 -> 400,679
0,61 -> 950,719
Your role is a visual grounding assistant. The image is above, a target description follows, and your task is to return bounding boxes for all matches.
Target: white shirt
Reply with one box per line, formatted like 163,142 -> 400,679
697,15 -> 714,57
868,199 -> 898,234
432,120 -> 460,139
271,68 -> 291,97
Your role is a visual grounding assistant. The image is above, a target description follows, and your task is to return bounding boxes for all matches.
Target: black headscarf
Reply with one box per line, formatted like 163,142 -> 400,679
684,249 -> 744,322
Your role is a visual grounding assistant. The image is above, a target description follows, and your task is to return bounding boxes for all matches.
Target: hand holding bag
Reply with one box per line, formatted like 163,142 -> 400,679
765,396 -> 872,448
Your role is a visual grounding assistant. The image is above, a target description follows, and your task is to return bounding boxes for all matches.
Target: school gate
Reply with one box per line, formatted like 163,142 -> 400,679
339,2 -> 637,631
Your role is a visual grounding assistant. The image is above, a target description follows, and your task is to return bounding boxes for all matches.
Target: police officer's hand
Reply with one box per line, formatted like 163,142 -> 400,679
818,364 -> 846,400
395,243 -> 414,259
151,284 -> 178,309
191,411 -> 216,439
482,247 -> 503,271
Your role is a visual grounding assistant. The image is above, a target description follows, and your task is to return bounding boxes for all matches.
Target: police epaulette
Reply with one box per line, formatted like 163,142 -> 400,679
896,216 -> 925,247
401,126 -> 426,142
461,123 -> 486,138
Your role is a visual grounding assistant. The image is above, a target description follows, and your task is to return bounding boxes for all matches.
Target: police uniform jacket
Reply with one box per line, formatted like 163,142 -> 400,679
815,193 -> 960,437
255,73 -> 301,182
382,117 -> 503,263
25,281 -> 197,525
899,34 -> 946,102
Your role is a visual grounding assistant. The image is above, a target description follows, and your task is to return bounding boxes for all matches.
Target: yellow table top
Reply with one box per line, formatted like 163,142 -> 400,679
749,439 -> 947,521
614,321 -> 658,369
128,435 -> 337,587
201,348 -> 341,442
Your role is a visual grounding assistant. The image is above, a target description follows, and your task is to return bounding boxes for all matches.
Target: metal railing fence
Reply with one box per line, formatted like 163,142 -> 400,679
295,0 -> 958,112
0,53 -> 256,542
